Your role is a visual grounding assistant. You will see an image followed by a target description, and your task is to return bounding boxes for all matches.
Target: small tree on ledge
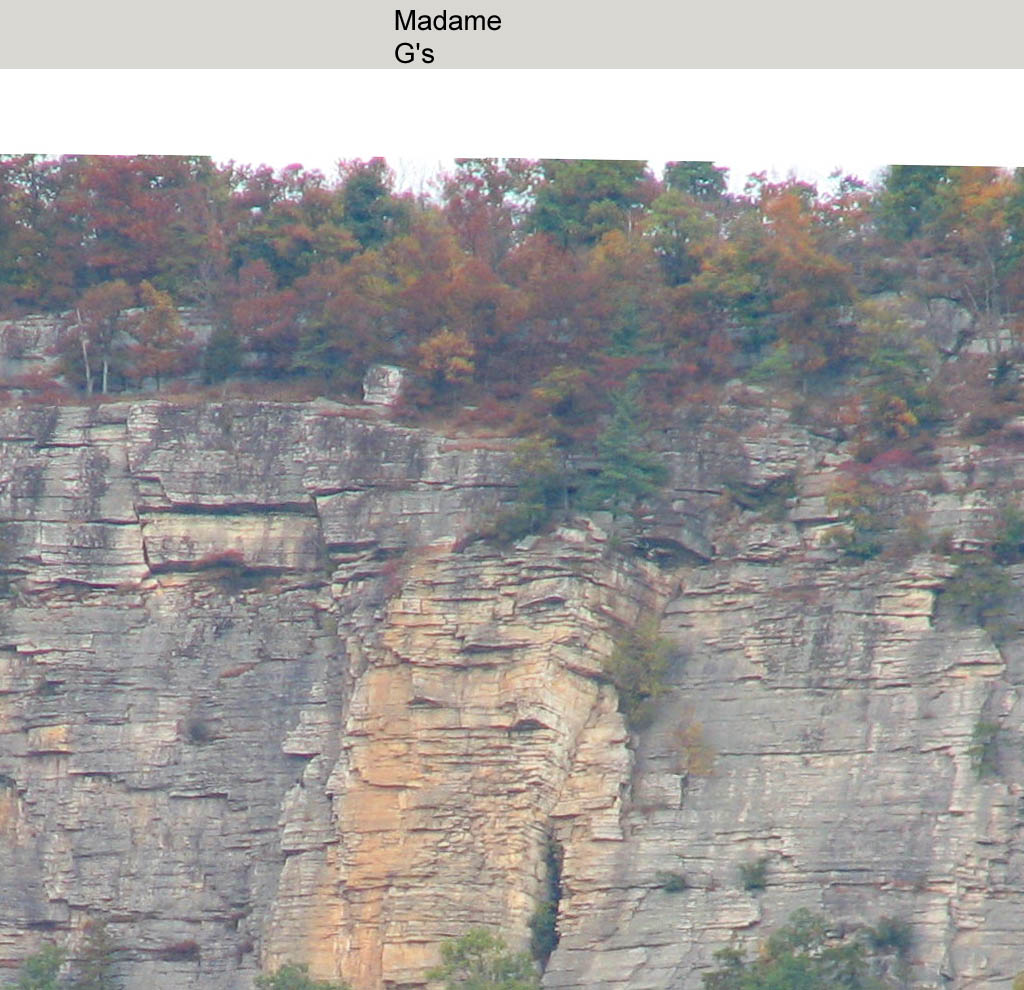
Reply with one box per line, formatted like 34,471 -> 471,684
255,962 -> 351,990
603,617 -> 674,730
427,928 -> 540,990
16,944 -> 65,990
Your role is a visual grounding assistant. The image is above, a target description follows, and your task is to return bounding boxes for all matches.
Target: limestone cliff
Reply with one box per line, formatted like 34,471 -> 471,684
1,389 -> 1023,989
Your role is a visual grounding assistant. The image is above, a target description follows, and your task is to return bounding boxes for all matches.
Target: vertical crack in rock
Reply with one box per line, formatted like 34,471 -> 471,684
264,524 -> 671,989
7,392 -> 1024,989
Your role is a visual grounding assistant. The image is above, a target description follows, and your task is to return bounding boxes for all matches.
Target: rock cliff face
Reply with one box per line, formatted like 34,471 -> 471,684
1,390 -> 1024,989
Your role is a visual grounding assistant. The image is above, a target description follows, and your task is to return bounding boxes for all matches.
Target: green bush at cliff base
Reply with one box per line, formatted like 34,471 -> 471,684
527,902 -> 558,963
702,908 -> 900,990
255,962 -> 351,990
427,928 -> 540,990
17,944 -> 65,990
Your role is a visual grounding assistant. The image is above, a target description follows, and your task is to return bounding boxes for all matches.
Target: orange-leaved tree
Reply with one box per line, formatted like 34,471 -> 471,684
126,282 -> 197,388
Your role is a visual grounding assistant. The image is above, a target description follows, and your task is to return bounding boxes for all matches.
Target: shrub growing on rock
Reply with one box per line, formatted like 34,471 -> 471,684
702,908 -> 895,990
16,944 -> 65,990
575,384 -> 668,514
825,477 -> 884,561
868,916 -> 913,955
528,834 -> 562,965
71,920 -> 119,990
602,617 -> 674,730
991,503 -> 1024,564
969,720 -> 1001,778
941,558 -> 1016,643
738,856 -> 769,892
489,437 -> 568,545
670,715 -> 715,778
656,869 -> 688,892
427,929 -> 540,990
255,962 -> 350,990
527,902 -> 558,964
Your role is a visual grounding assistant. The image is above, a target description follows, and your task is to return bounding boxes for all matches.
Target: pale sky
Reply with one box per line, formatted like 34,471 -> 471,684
7,70 -> 1023,196
237,155 -> 888,199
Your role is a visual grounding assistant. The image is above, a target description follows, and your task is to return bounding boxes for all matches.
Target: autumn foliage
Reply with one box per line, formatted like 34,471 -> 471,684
1,155 -> 1024,458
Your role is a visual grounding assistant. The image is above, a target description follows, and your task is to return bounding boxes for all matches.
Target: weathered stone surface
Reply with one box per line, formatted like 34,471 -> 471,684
263,528 -> 668,990
542,407 -> 1024,990
362,365 -> 406,407
142,514 -> 322,572
0,401 -> 526,988
3,393 -> 1024,990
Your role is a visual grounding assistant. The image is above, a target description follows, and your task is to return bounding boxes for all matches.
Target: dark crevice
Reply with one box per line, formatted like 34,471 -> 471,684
529,830 -> 563,969
142,501 -> 317,517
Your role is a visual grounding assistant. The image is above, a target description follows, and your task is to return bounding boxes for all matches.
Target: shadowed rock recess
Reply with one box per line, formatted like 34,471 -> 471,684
2,394 -> 1024,989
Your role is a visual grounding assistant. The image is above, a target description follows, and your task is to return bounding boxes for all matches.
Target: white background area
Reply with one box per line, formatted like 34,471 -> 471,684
4,70 -> 1023,192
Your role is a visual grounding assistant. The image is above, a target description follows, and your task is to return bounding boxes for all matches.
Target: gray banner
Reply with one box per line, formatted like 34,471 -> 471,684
7,0 -> 1024,68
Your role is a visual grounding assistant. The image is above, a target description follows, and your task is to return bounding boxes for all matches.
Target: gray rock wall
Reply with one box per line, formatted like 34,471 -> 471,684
1,392 -> 1023,989
0,400 -> 519,988
547,388 -> 1024,990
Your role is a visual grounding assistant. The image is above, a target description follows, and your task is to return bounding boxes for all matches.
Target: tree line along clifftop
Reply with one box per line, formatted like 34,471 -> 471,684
2,156 -> 1024,472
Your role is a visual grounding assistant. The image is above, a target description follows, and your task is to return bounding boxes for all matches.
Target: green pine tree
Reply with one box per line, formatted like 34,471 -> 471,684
578,384 -> 668,513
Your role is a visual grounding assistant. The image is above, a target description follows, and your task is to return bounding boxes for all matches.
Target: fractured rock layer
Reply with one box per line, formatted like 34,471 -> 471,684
266,531 -> 668,989
2,393 -> 1024,989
